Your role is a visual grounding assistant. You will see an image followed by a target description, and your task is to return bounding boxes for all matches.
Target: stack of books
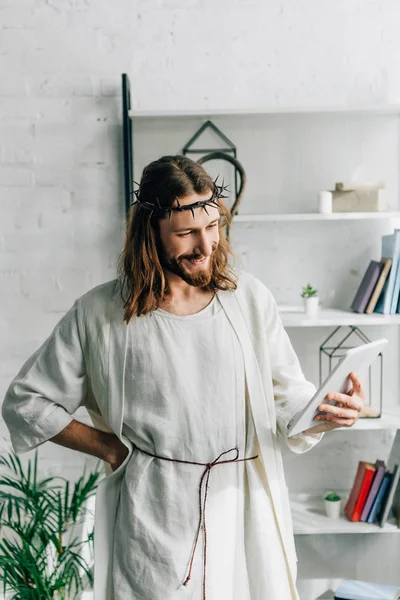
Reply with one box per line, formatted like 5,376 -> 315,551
350,230 -> 400,315
345,459 -> 400,527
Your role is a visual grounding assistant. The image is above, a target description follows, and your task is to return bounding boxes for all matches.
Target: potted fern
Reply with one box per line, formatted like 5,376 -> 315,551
301,283 -> 319,317
0,452 -> 101,600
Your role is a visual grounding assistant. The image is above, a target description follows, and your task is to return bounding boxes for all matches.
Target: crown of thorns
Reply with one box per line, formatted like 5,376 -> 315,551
131,177 -> 229,219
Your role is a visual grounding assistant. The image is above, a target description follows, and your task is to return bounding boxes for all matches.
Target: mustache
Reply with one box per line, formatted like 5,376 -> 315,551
181,254 -> 207,261
180,244 -> 217,262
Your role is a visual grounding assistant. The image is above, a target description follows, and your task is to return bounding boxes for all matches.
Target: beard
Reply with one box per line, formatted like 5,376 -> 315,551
160,250 -> 215,287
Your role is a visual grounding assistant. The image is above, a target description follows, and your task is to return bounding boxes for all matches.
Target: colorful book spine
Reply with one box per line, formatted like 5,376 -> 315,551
360,460 -> 386,522
365,258 -> 392,314
367,472 -> 392,523
351,261 -> 383,313
375,231 -> 400,314
391,245 -> 400,313
379,464 -> 400,527
345,461 -> 376,522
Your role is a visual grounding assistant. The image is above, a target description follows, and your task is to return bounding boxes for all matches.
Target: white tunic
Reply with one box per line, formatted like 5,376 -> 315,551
113,296 -> 292,600
2,272 -> 323,600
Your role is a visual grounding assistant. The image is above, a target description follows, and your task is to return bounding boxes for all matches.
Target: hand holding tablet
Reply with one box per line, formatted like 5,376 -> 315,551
287,339 -> 388,437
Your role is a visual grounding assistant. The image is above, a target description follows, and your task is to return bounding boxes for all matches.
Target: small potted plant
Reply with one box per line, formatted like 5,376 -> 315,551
301,283 -> 319,317
324,491 -> 342,519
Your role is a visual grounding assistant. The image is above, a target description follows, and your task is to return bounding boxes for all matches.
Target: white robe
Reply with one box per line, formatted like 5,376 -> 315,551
114,296 -> 293,599
2,271 -> 322,600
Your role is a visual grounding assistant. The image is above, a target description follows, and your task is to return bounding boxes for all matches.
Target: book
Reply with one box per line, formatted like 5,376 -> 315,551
365,258 -> 392,314
374,231 -> 400,314
391,238 -> 400,313
395,270 -> 400,313
367,472 -> 392,523
360,460 -> 386,521
379,464 -> 400,527
344,461 -> 376,522
395,503 -> 400,527
386,431 -> 400,520
334,579 -> 400,600
351,261 -> 384,313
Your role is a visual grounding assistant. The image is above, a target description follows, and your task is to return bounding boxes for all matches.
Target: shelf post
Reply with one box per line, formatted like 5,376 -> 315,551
122,74 -> 134,219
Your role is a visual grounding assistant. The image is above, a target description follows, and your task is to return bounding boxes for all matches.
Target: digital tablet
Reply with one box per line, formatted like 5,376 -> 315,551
287,338 -> 388,437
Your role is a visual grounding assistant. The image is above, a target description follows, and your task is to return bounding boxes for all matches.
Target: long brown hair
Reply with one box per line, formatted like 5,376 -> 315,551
119,155 -> 237,321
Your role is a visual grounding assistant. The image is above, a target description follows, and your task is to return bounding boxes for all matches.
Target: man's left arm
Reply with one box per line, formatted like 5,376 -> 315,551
264,288 -> 363,452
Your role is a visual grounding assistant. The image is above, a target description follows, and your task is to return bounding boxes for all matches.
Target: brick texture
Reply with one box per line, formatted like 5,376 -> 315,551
1,0 -> 400,496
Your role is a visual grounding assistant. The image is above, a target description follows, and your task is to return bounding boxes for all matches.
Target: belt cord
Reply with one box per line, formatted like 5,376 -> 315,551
135,445 -> 258,600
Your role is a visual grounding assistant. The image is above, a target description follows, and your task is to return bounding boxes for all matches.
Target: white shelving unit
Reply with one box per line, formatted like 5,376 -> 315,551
327,407 -> 400,431
291,493 -> 399,535
291,408 -> 400,542
125,88 -> 400,600
129,105 -> 400,118
278,307 -> 400,327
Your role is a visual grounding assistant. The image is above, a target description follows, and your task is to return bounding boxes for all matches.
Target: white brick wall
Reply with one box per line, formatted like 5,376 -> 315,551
2,0 -> 400,588
1,0 -> 399,488
130,0 -> 400,112
0,2 -> 130,472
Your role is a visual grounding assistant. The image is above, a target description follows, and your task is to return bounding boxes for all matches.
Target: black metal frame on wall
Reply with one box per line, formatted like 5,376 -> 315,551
122,74 -> 133,218
121,74 -> 245,220
182,120 -> 239,202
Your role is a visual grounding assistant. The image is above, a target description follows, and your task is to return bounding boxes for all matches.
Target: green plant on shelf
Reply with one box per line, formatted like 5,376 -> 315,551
325,491 -> 341,502
301,284 -> 318,298
0,452 -> 102,600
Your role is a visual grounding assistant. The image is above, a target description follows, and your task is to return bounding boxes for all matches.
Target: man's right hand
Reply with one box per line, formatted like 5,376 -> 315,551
106,435 -> 129,472
50,420 -> 129,471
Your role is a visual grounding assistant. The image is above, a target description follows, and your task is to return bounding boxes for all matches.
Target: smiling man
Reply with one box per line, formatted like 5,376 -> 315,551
2,155 -> 364,600
157,192 -> 221,308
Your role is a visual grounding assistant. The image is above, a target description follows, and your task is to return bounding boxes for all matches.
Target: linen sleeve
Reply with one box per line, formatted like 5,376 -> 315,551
1,301 -> 87,455
264,288 -> 324,453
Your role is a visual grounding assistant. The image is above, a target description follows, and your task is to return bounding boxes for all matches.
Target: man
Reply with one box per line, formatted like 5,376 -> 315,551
2,155 -> 364,600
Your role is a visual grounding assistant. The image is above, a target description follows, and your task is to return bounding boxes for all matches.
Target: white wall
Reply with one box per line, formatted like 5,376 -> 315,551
130,0 -> 400,112
1,0 -> 400,592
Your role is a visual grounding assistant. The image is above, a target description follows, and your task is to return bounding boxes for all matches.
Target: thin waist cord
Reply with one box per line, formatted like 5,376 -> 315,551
134,445 -> 258,600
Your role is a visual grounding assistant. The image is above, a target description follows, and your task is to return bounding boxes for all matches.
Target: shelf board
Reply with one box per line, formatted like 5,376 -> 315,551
279,307 -> 400,327
129,105 -> 400,118
291,494 -> 399,535
339,409 -> 400,431
233,212 -> 400,222
299,409 -> 400,432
